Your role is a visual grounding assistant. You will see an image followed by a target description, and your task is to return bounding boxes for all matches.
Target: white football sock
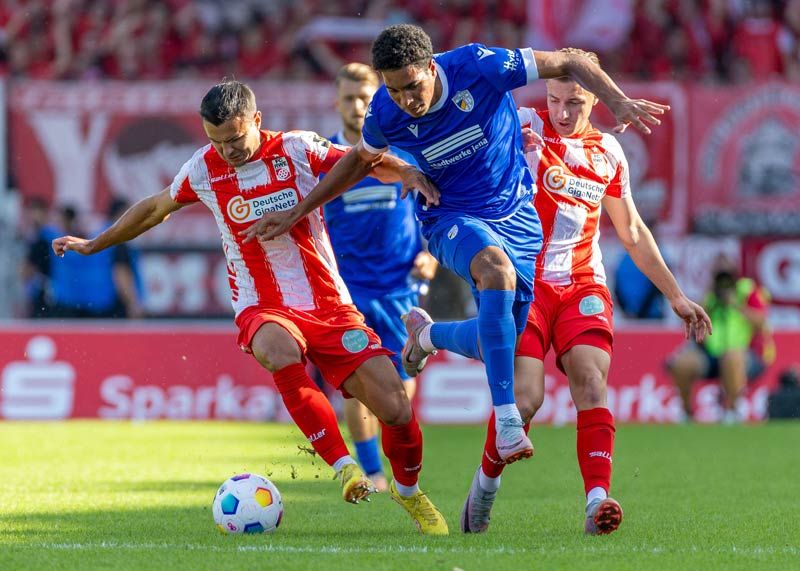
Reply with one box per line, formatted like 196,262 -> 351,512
587,486 -> 608,505
332,456 -> 357,473
494,404 -> 522,423
394,481 -> 420,497
478,468 -> 501,492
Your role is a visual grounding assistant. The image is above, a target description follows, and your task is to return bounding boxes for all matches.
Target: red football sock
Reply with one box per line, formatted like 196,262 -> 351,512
380,410 -> 423,487
576,407 -> 615,495
481,412 -> 531,478
272,363 -> 350,467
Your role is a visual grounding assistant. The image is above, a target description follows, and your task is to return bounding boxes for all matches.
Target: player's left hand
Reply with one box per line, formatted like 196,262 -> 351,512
610,98 -> 670,135
399,167 -> 440,207
411,251 -> 438,281
670,296 -> 713,343
238,210 -> 299,243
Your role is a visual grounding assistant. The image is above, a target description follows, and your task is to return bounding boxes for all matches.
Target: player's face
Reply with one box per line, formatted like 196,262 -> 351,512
335,79 -> 378,133
203,111 -> 262,167
381,60 -> 437,118
545,80 -> 597,137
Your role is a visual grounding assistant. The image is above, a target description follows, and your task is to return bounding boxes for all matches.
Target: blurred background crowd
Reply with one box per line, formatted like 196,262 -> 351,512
2,0 -> 800,83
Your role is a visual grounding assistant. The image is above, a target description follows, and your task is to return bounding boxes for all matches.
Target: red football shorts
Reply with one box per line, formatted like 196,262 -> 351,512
517,281 -> 614,372
235,303 -> 393,388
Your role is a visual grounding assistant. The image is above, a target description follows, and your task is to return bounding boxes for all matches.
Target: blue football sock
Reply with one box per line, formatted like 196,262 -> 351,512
430,319 -> 481,360
354,436 -> 382,476
478,289 -> 517,406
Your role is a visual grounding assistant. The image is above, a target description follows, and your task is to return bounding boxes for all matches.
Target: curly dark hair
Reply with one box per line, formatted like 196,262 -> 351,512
371,24 -> 433,71
199,80 -> 256,126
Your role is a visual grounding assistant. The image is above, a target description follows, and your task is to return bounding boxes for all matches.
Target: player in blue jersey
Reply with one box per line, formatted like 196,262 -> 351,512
325,63 -> 438,492
240,24 -> 669,467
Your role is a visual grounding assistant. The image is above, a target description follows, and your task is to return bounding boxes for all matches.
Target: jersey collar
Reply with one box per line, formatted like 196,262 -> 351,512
427,60 -> 449,113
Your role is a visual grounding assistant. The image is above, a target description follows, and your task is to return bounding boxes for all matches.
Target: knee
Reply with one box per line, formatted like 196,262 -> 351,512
252,344 -> 302,372
472,251 -> 516,291
516,393 -> 543,424
573,371 -> 607,409
379,396 -> 412,426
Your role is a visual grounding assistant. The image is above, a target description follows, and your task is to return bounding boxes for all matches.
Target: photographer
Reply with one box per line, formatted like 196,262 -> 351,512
666,257 -> 774,423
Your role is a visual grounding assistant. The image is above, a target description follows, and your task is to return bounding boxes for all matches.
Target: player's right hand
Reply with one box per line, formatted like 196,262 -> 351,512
239,211 -> 297,243
399,168 -> 440,207
52,235 -> 93,257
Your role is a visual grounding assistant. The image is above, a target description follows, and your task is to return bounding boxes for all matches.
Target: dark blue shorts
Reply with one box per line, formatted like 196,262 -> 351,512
350,289 -> 418,380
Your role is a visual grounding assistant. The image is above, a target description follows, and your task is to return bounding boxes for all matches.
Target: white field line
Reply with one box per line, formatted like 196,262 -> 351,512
8,542 -> 800,556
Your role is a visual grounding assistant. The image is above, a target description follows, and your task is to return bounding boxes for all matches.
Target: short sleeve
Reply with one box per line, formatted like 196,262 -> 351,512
602,135 -> 632,199
361,103 -> 389,154
303,132 -> 347,177
170,153 -> 202,204
472,44 -> 538,92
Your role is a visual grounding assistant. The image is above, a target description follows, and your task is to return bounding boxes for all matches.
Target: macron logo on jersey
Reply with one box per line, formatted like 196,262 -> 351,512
408,124 -> 419,137
476,47 -> 495,59
422,125 -> 488,169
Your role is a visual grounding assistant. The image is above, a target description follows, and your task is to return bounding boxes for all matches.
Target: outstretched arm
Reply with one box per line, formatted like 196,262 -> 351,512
52,187 -> 184,256
604,195 -> 712,341
533,51 -> 669,134
239,142 -> 439,243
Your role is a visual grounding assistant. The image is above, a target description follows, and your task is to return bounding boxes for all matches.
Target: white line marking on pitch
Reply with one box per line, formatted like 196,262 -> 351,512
10,543 -> 800,556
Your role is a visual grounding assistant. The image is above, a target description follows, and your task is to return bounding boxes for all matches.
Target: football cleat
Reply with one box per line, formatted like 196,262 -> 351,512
495,415 -> 534,463
460,467 -> 497,533
336,463 -> 376,504
585,497 -> 623,535
389,480 -> 449,535
400,307 -> 437,377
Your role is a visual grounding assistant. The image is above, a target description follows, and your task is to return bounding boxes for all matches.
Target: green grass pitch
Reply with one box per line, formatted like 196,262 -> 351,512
1,421 -> 798,570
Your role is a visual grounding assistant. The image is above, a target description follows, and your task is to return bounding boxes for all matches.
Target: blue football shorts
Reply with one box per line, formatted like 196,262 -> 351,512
422,202 -> 542,332
350,289 -> 418,380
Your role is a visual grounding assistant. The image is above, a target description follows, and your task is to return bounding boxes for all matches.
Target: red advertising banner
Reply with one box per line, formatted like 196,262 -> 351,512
688,83 -> 800,236
9,80 -> 340,246
1,325 -> 794,423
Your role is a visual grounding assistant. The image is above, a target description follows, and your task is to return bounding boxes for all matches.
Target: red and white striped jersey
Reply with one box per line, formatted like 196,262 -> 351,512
170,130 -> 351,315
519,107 -> 631,286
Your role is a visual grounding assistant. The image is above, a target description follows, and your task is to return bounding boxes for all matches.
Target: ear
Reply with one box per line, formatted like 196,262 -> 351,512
254,110 -> 262,128
428,58 -> 436,75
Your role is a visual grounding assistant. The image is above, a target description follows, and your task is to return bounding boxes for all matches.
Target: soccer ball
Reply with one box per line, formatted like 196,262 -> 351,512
212,473 -> 284,534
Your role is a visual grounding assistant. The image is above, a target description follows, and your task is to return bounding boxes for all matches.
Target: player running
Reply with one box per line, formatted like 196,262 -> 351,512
325,62 -> 438,492
460,48 -> 712,536
241,25 -> 670,467
51,80 -> 448,535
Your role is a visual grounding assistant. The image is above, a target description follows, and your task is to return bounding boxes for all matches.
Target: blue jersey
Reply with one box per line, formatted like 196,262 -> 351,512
323,132 -> 422,297
362,43 -> 539,223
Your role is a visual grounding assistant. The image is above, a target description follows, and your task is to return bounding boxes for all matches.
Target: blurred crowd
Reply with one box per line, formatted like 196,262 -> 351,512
0,0 -> 798,82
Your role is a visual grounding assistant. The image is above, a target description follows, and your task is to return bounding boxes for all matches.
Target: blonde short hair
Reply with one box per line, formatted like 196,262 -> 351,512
335,63 -> 380,87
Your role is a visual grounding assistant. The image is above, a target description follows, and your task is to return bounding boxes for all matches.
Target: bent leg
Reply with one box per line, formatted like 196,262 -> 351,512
251,323 -> 350,468
666,344 -> 706,418
718,349 -> 747,412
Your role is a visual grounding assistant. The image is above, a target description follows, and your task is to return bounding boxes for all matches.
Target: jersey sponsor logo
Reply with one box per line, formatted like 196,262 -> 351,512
272,157 -> 291,181
341,329 -> 369,353
451,90 -> 474,113
408,124 -> 419,137
210,172 -> 237,183
476,47 -> 495,60
226,190 -> 299,223
579,295 -> 605,316
447,224 -> 459,239
543,165 -> 606,203
422,125 -> 488,169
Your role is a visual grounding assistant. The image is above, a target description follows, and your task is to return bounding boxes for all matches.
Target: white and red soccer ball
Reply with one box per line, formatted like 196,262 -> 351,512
212,473 -> 283,534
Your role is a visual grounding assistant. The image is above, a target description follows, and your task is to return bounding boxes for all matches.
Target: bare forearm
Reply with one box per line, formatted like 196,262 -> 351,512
299,149 -> 373,215
561,55 -> 626,110
626,225 -> 683,302
90,196 -> 169,253
370,153 -> 414,183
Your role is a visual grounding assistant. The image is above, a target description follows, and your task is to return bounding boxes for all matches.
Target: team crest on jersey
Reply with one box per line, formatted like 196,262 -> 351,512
591,153 -> 607,178
341,329 -> 369,353
447,224 -> 459,239
272,157 -> 291,181
452,90 -> 474,113
579,295 -> 605,316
